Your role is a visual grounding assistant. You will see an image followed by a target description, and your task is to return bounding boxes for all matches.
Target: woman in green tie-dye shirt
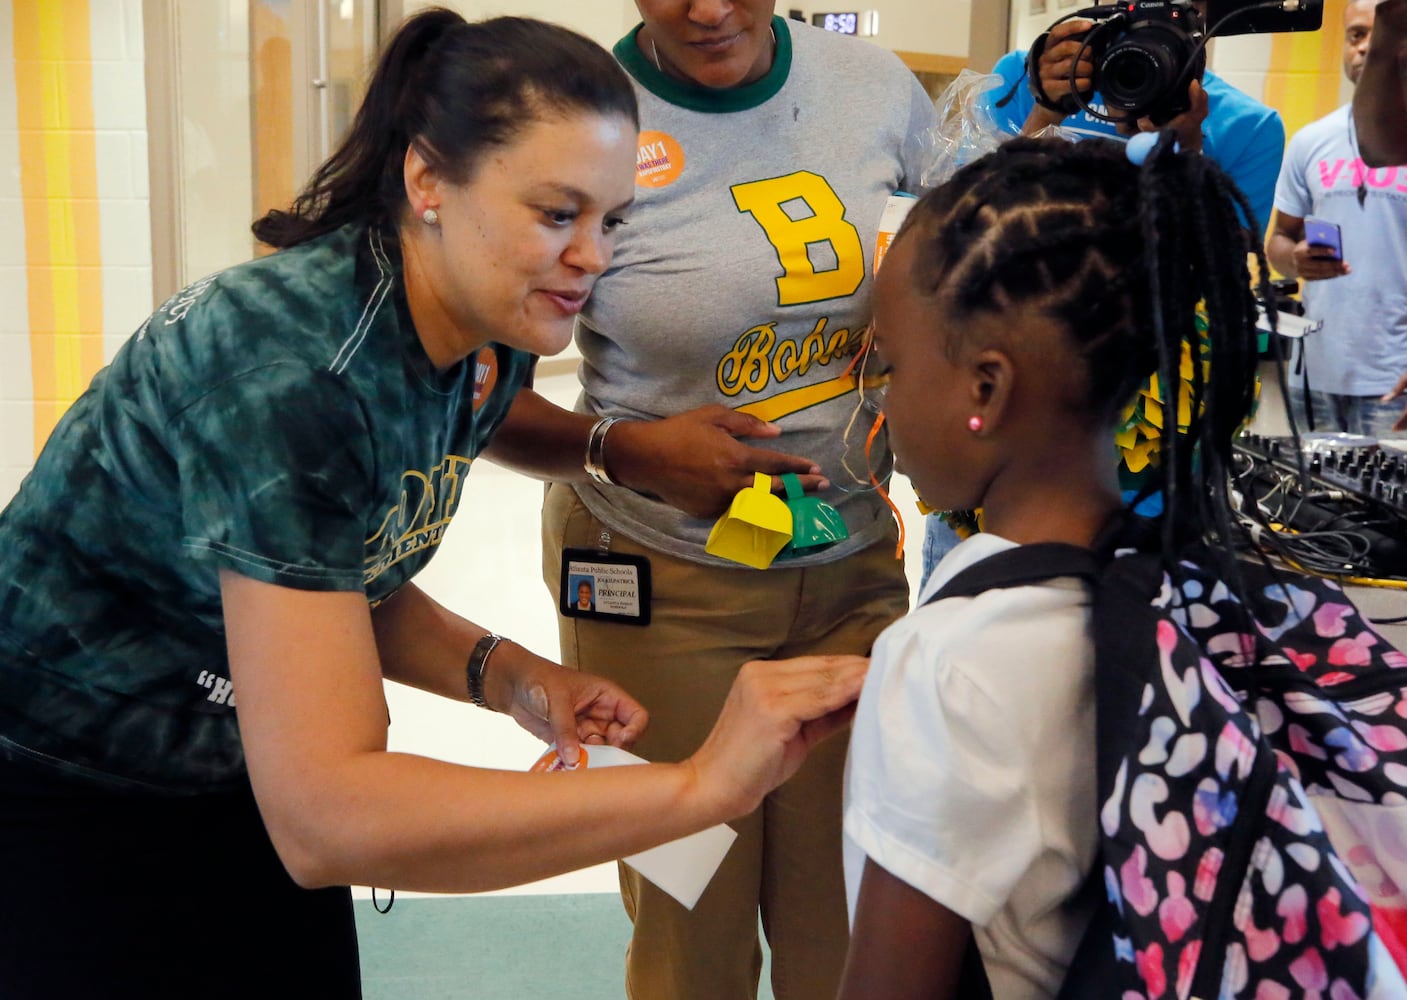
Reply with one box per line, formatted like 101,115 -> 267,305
0,10 -> 868,997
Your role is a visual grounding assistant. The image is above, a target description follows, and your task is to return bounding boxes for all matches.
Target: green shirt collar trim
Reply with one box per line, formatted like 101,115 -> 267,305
613,15 -> 791,113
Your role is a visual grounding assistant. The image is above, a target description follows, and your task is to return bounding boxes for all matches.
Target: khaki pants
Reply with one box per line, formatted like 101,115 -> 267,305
542,483 -> 909,1000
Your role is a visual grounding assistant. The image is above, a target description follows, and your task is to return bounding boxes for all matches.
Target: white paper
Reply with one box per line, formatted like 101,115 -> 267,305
530,744 -> 738,910
1256,305 -> 1322,340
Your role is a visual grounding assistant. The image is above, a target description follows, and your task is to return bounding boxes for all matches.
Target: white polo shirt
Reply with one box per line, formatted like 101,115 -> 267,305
843,532 -> 1098,999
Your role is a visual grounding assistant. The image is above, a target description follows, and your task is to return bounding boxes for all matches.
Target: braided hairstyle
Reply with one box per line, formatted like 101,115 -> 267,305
900,134 -> 1271,558
253,9 -> 638,248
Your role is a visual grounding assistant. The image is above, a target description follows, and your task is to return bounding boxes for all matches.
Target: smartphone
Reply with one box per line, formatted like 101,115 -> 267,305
1303,216 -> 1344,260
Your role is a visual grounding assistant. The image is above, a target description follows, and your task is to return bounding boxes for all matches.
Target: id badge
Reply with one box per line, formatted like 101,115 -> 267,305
559,547 -> 651,627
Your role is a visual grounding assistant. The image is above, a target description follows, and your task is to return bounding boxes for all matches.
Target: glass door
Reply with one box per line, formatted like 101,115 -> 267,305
145,0 -> 387,298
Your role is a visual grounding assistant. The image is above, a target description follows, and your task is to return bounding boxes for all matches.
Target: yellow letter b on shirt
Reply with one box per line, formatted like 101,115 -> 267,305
732,172 -> 864,307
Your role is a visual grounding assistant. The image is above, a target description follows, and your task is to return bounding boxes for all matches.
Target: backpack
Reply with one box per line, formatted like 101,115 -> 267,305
927,526 -> 1407,999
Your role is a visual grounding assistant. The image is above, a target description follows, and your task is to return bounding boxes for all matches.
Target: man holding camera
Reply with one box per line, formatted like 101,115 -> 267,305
984,2 -> 1285,234
1267,0 -> 1407,439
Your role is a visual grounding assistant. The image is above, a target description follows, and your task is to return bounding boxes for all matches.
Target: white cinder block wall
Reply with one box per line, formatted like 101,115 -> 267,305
89,0 -> 153,359
0,3 -> 34,507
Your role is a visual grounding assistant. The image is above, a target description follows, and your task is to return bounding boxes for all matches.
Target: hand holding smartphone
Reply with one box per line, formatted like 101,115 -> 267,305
1304,216 -> 1344,260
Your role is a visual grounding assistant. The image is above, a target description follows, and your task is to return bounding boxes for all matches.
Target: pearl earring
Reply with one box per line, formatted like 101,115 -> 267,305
422,208 -> 439,226
967,415 -> 984,433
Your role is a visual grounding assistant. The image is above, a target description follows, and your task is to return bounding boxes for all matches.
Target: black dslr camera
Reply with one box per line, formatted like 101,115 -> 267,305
1026,0 -> 1322,126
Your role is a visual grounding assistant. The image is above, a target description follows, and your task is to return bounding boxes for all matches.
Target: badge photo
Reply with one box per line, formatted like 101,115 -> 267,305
558,547 -> 652,627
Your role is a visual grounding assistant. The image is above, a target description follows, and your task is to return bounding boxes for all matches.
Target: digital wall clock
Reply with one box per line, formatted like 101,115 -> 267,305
810,11 -> 880,36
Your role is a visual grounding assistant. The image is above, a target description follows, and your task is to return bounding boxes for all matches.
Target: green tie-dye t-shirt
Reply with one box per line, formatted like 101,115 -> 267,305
0,224 -> 532,793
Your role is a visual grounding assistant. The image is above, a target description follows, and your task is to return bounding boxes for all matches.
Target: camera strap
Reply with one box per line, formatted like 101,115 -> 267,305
1025,32 -> 1081,115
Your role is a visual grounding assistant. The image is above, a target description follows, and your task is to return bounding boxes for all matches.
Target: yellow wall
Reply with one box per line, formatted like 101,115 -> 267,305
1266,0 -> 1353,139
12,0 -> 104,456
2,0 -> 150,502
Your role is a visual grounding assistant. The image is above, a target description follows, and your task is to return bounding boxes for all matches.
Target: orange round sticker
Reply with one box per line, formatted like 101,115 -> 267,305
530,746 -> 589,772
636,130 -> 685,188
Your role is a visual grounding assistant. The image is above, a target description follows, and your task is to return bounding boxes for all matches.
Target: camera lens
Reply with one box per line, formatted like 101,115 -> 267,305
1099,30 -> 1184,116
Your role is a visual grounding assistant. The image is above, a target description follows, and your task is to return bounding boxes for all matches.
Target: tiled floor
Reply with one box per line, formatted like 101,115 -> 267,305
356,894 -> 640,1000
355,894 -> 779,1000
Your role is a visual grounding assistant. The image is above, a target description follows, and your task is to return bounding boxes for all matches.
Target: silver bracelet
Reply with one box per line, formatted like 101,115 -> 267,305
584,416 -> 622,486
466,633 -> 504,709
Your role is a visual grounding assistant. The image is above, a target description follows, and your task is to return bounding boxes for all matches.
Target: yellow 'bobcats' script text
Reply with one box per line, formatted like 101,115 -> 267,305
717,317 -> 859,396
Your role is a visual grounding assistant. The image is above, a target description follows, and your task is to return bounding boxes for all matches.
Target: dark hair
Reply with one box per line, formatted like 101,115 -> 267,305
898,134 -> 1269,557
253,9 -> 639,248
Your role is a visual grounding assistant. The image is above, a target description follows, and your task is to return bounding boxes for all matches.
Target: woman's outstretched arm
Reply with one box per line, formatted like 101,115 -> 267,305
220,569 -> 866,893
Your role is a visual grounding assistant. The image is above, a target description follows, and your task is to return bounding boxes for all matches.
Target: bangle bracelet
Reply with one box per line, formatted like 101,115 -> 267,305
584,416 -> 622,486
466,633 -> 504,709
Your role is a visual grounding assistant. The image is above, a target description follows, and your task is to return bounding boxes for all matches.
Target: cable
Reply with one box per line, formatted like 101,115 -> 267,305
1233,476 -> 1406,580
1237,519 -> 1374,577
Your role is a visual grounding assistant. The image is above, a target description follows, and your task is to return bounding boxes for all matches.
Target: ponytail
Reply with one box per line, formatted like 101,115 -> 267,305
253,9 -> 638,249
1133,132 -> 1267,559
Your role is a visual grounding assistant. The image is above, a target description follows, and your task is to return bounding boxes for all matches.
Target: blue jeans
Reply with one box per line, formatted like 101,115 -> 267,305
920,514 -> 963,590
1287,385 -> 1407,439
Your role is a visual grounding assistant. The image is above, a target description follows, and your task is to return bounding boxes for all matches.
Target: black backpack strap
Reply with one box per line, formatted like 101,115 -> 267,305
923,542 -> 1103,606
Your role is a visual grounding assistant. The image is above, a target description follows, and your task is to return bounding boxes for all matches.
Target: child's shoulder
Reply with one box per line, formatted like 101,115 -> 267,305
876,536 -> 1093,710
912,534 -> 1091,634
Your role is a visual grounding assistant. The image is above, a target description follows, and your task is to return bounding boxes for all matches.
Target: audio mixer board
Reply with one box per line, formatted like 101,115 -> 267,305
1233,433 -> 1407,578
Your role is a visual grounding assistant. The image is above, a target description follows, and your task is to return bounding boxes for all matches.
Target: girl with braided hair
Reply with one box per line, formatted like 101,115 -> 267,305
835,133 -> 1267,1000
